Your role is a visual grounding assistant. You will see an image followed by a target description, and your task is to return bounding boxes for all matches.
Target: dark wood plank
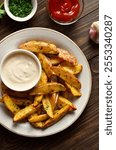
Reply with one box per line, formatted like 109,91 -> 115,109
81,0 -> 99,17
0,0 -> 99,150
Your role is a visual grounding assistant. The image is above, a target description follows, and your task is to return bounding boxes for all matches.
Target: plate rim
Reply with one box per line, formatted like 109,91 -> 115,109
0,27 -> 92,137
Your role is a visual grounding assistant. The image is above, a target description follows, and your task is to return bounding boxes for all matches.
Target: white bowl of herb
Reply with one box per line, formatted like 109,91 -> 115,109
4,0 -> 37,22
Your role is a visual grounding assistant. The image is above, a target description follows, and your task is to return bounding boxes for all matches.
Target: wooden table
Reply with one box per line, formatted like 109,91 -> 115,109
0,0 -> 99,150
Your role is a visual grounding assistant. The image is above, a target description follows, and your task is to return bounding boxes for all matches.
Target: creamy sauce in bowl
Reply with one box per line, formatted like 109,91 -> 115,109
0,50 -> 41,91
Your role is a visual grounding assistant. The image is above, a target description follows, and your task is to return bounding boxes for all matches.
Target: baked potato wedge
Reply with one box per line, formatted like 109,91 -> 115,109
36,70 -> 47,87
30,82 -> 66,95
44,105 -> 70,128
62,64 -> 82,75
38,53 -> 53,77
3,94 -> 20,114
29,113 -> 49,123
52,66 -> 81,89
49,57 -> 63,65
33,95 -> 43,106
57,96 -> 76,110
49,93 -> 59,111
57,48 -> 77,65
32,122 -> 45,128
65,82 -> 81,97
13,104 -> 41,122
19,41 -> 58,54
42,96 -> 53,118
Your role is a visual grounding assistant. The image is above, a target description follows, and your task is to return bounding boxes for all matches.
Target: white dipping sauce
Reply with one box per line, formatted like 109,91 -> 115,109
1,51 -> 41,91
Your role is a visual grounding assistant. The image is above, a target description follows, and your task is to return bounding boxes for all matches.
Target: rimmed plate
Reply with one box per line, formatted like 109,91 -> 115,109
0,27 -> 92,137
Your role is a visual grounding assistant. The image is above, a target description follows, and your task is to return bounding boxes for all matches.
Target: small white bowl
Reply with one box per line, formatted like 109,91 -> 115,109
4,0 -> 37,22
0,49 -> 42,92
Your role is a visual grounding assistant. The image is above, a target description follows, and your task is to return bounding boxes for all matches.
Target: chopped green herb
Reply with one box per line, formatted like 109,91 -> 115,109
9,0 -> 33,18
0,3 -> 6,19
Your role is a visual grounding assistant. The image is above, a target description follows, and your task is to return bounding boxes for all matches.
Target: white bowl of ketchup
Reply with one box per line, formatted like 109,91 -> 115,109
47,0 -> 84,25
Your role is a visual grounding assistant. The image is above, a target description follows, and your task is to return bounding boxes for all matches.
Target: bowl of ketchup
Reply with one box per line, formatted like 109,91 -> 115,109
47,0 -> 84,25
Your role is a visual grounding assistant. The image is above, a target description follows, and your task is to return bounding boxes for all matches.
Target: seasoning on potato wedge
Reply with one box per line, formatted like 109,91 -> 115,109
30,82 -> 66,95
13,104 -> 41,122
65,82 -> 81,97
61,64 -> 82,75
44,105 -> 71,128
42,96 -> 53,118
57,96 -> 76,110
36,70 -> 48,87
57,48 -> 77,65
3,94 -> 20,114
19,41 -> 58,54
49,93 -> 59,111
52,66 -> 81,89
33,95 -> 43,107
49,57 -> 63,65
32,122 -> 45,128
38,53 -> 53,77
29,113 -> 49,123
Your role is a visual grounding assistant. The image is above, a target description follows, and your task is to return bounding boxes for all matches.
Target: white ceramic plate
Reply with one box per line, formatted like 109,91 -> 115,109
0,27 -> 92,137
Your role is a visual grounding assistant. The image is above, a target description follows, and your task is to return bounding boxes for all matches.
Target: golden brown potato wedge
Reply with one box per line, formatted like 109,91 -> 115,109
33,95 -> 43,107
57,96 -> 76,110
52,66 -> 81,89
42,96 -> 53,118
32,122 -> 45,128
57,48 -> 77,65
44,105 -> 70,128
3,94 -> 20,114
38,53 -> 53,77
49,57 -> 63,65
29,113 -> 49,123
19,41 -> 58,54
30,82 -> 66,95
13,104 -> 41,122
62,64 -> 82,75
49,93 -> 59,111
36,70 -> 47,87
65,82 -> 81,97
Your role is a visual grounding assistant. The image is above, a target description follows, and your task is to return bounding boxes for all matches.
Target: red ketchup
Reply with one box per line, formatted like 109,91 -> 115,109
48,0 -> 80,23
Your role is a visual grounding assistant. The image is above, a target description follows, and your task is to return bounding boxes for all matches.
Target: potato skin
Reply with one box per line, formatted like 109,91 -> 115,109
57,96 -> 77,110
57,48 -> 77,65
65,82 -> 81,97
42,96 -> 53,118
19,41 -> 58,54
52,66 -> 81,89
13,104 -> 41,122
38,53 -> 53,78
62,64 -> 82,75
44,105 -> 70,128
30,82 -> 66,95
3,94 -> 20,114
29,113 -> 49,123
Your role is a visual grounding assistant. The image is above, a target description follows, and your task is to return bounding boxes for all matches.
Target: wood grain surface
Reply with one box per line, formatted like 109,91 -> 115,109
0,0 -> 99,150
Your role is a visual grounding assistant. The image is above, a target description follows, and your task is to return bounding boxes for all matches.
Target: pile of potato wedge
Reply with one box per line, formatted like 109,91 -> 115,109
0,40 -> 82,129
